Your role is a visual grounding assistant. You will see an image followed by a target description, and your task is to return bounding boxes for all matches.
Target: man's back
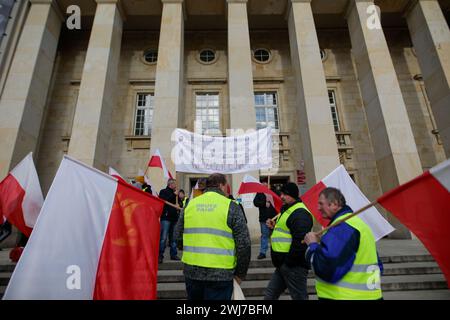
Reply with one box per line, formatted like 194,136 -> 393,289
177,188 -> 251,282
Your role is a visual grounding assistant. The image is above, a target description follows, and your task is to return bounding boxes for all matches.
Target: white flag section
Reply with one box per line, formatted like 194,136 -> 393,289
109,167 -> 124,180
4,156 -> 117,299
323,165 -> 395,240
172,127 -> 273,174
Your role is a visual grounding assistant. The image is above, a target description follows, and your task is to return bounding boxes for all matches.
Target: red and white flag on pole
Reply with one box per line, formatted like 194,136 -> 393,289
302,165 -> 395,241
377,158 -> 450,287
237,175 -> 283,213
0,152 -> 43,237
4,156 -> 165,299
108,167 -> 127,184
148,149 -> 173,179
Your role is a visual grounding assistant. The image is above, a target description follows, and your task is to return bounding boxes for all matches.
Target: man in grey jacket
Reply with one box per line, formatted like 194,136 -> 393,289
174,173 -> 251,300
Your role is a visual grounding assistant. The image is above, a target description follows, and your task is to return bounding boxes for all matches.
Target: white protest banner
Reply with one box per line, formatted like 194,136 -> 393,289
172,127 -> 273,174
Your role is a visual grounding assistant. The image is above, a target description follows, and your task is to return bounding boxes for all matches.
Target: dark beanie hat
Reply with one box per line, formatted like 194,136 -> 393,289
281,182 -> 300,199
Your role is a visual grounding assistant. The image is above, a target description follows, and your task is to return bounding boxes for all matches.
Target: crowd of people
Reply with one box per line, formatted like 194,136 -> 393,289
152,173 -> 382,301
0,171 -> 382,300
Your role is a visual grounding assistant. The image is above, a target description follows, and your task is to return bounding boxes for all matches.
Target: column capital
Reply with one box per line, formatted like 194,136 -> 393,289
343,0 -> 376,20
402,0 -> 421,18
226,0 -> 248,21
284,0 -> 313,22
160,0 -> 186,21
95,0 -> 127,22
29,0 -> 65,22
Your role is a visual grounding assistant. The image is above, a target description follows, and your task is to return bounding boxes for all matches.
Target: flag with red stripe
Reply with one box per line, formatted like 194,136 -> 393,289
0,152 -> 43,237
378,159 -> 450,287
301,165 -> 395,241
4,156 -> 164,299
148,149 -> 173,179
237,175 -> 283,213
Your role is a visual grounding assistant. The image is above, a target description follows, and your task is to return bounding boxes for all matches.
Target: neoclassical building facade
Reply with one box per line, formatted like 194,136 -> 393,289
0,0 -> 449,240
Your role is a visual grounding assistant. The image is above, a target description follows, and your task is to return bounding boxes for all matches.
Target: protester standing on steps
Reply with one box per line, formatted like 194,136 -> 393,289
159,178 -> 181,263
264,182 -> 314,300
174,173 -> 251,300
304,187 -> 383,300
253,180 -> 277,259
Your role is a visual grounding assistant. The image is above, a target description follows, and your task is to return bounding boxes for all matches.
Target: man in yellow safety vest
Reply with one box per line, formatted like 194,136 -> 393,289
304,187 -> 383,300
264,182 -> 315,300
174,173 -> 251,300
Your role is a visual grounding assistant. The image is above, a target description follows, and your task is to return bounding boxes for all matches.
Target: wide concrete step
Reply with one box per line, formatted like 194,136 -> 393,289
251,289 -> 450,300
157,254 -> 435,271
156,274 -> 448,299
156,262 -> 442,283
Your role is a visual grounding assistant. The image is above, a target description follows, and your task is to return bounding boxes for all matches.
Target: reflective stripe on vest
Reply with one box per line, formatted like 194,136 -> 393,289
315,213 -> 383,300
182,191 -> 236,269
270,202 -> 314,253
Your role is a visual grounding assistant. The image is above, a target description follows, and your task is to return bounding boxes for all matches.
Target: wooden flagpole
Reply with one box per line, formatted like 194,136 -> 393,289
300,200 -> 378,243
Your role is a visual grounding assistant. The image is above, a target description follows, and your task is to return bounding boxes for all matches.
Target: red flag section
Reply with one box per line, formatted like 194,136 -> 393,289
378,159 -> 450,288
0,174 -> 32,237
148,148 -> 173,179
237,176 -> 283,213
299,181 -> 329,227
0,153 -> 43,237
94,180 -> 165,299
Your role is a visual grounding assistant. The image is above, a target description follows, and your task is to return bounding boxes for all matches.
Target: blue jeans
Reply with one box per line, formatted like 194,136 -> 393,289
159,220 -> 177,258
185,278 -> 233,300
260,222 -> 271,255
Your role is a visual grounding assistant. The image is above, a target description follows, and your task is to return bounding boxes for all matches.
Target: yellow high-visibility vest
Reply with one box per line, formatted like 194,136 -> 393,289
182,191 -> 236,269
315,213 -> 383,300
270,202 -> 314,253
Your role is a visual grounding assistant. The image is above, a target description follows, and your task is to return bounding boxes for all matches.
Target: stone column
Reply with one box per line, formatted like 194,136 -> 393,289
346,0 -> 423,238
287,0 -> 340,185
227,0 -> 259,239
405,0 -> 450,157
67,0 -> 124,171
0,0 -> 62,178
148,0 -> 184,192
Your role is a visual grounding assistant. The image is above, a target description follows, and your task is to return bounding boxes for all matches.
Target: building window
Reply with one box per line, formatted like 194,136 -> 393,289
254,92 -> 279,130
134,93 -> 154,136
196,93 -> 220,135
199,49 -> 216,64
328,89 -> 341,132
253,48 -> 271,63
143,49 -> 158,64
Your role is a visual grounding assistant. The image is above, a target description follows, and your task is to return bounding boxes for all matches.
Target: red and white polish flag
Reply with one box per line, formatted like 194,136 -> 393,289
302,165 -> 395,241
237,174 -> 283,213
378,158 -> 450,287
108,167 -> 127,184
148,148 -> 173,179
0,152 -> 43,237
4,156 -> 165,300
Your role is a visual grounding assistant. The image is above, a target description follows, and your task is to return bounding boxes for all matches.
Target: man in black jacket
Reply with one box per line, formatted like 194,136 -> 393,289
264,182 -> 314,300
253,183 -> 277,259
159,178 -> 181,263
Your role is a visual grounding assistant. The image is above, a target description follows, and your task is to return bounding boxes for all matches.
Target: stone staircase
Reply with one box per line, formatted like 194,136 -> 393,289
1,240 -> 450,300
155,255 -> 450,300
